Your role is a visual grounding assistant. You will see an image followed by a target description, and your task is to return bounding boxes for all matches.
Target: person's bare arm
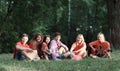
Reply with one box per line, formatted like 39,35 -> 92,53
44,53 -> 49,60
70,43 -> 76,52
60,42 -> 69,51
16,45 -> 32,51
75,43 -> 86,52
89,41 -> 96,51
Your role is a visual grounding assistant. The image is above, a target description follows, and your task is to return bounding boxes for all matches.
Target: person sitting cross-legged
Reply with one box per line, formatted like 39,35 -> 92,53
70,34 -> 87,61
29,33 -> 43,60
13,33 -> 40,61
41,35 -> 51,60
49,32 -> 70,60
89,33 -> 112,58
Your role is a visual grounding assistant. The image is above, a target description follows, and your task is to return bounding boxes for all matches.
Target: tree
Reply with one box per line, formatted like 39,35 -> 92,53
106,0 -> 120,48
0,0 -> 110,53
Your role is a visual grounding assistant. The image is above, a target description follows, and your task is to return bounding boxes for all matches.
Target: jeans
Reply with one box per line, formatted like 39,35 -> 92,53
15,52 -> 26,60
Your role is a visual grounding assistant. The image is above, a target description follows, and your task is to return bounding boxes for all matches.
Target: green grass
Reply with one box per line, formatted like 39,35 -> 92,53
0,49 -> 120,71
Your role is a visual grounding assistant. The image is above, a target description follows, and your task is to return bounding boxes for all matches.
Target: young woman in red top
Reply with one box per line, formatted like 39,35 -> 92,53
29,33 -> 43,50
89,33 -> 111,58
41,35 -> 51,60
29,33 -> 43,58
70,34 -> 87,60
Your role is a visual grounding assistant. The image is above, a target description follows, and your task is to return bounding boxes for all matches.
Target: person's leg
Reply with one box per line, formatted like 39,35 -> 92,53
102,52 -> 111,58
43,54 -> 49,60
15,52 -> 26,60
63,52 -> 71,57
21,51 -> 34,60
58,47 -> 66,54
43,50 -> 51,55
83,52 -> 87,58
32,50 -> 40,61
15,52 -> 21,60
90,54 -> 99,58
79,51 -> 87,58
33,57 -> 40,61
51,53 -> 59,60
71,54 -> 83,61
20,54 -> 26,60
57,52 -> 72,59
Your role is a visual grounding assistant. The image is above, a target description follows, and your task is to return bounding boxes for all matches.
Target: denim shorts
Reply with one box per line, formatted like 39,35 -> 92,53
57,54 -> 65,59
15,52 -> 26,60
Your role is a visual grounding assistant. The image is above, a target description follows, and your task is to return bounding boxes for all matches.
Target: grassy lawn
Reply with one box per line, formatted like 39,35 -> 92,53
0,49 -> 120,71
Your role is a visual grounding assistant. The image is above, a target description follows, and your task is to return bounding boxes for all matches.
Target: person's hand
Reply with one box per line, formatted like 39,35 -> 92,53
92,48 -> 96,52
73,51 -> 78,53
70,52 -> 75,57
26,48 -> 33,52
66,49 -> 69,52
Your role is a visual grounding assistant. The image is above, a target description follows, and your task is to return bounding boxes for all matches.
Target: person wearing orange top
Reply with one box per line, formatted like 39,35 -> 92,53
70,34 -> 87,60
29,33 -> 43,50
29,33 -> 43,58
13,33 -> 34,60
89,32 -> 111,58
41,35 -> 51,60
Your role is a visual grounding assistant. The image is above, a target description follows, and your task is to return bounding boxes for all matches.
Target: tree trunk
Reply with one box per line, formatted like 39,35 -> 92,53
107,0 -> 120,48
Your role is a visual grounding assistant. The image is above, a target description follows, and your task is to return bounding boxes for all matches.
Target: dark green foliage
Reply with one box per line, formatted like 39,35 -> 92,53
0,0 -> 110,53
0,31 -> 19,53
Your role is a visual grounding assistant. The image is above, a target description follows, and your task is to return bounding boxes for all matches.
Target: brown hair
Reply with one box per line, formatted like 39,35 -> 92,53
55,32 -> 61,37
43,35 -> 50,42
33,33 -> 43,43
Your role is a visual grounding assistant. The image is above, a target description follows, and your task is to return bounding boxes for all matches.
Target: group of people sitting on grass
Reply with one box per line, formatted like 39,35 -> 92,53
13,32 -> 111,61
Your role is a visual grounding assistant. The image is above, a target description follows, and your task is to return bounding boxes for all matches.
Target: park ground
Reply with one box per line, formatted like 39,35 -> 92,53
0,49 -> 120,71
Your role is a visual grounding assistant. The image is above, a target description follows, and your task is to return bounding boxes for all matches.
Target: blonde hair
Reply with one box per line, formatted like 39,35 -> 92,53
76,34 -> 85,42
97,32 -> 105,41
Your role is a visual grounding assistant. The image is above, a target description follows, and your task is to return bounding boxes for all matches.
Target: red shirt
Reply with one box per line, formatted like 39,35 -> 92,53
42,42 -> 48,50
39,42 -> 49,56
72,42 -> 85,55
29,40 -> 38,50
13,41 -> 29,58
89,40 -> 110,55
